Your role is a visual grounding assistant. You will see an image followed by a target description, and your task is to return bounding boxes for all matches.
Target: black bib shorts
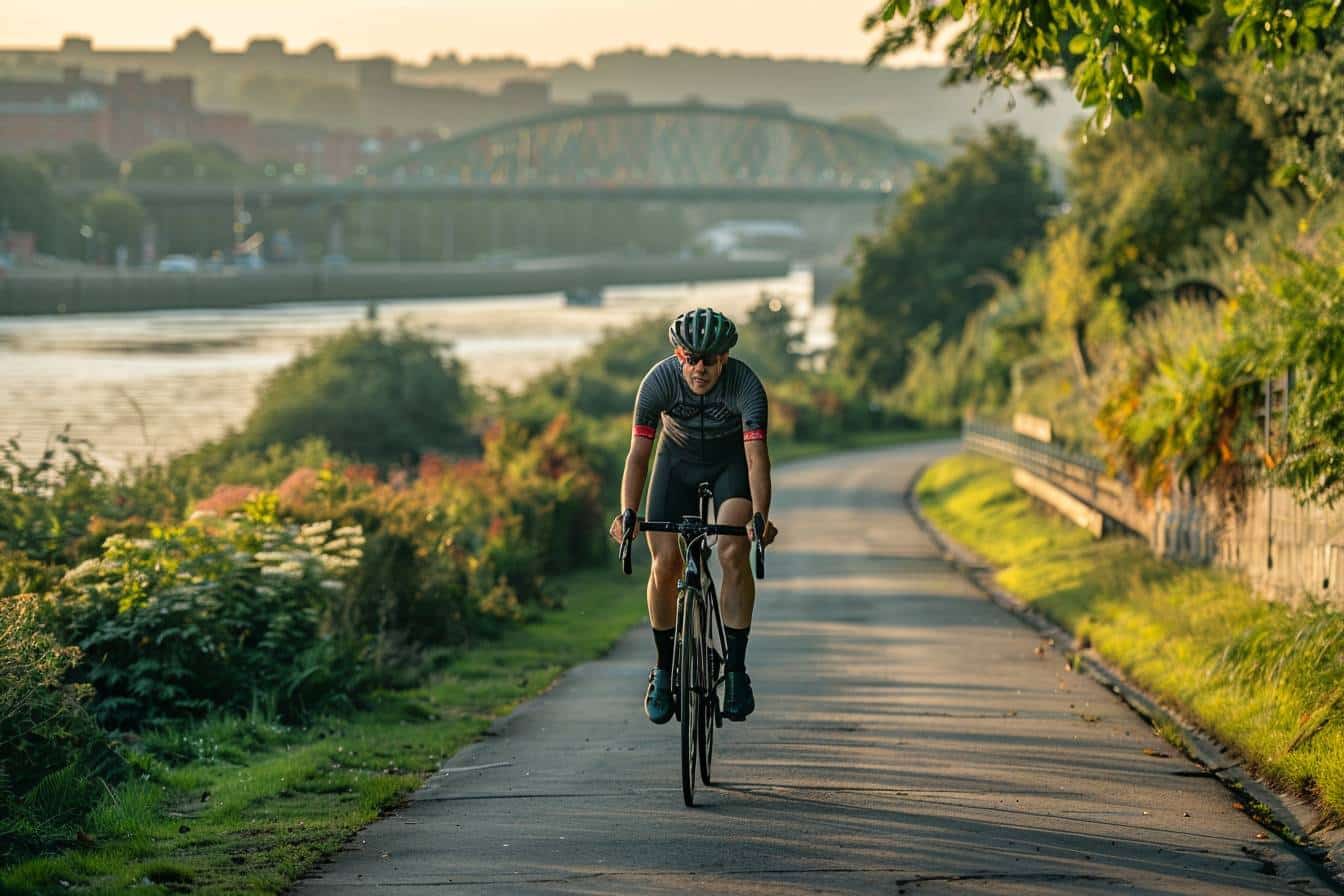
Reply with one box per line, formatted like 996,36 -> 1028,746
645,434 -> 751,524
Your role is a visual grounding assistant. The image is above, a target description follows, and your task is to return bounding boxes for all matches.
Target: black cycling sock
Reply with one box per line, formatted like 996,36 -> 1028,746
653,627 -> 675,673
725,626 -> 750,672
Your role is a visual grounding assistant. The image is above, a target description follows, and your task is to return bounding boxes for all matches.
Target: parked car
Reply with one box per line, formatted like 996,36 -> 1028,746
157,254 -> 199,273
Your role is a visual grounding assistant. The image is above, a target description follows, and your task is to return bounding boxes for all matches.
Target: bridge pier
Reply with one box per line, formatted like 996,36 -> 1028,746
446,202 -> 462,259
326,205 -> 346,258
140,215 -> 158,267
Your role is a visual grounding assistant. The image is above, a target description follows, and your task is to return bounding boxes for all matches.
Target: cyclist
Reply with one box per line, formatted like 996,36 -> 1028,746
607,307 -> 778,725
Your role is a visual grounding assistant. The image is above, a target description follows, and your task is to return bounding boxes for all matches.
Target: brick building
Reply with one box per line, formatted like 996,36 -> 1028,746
0,32 -> 566,176
0,66 -> 254,160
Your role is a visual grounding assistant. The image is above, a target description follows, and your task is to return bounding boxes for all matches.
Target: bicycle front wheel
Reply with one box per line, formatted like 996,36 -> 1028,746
699,632 -> 718,786
679,589 -> 699,807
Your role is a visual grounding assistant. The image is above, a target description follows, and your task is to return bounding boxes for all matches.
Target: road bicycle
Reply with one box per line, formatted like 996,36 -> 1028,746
620,483 -> 765,806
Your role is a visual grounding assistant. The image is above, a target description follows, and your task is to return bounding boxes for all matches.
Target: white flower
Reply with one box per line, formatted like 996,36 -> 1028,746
64,557 -> 105,581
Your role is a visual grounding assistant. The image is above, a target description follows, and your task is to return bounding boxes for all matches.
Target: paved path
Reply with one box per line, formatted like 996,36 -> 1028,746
297,441 -> 1331,894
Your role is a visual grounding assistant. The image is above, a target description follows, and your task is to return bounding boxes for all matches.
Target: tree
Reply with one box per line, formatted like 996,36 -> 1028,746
87,189 -> 146,260
1064,59 -> 1271,310
128,141 -> 246,182
0,155 -> 66,253
1236,41 -> 1344,197
733,293 -> 808,382
240,324 -> 478,466
867,0 -> 1344,127
1038,222 -> 1117,385
832,124 -> 1057,392
32,142 -> 118,182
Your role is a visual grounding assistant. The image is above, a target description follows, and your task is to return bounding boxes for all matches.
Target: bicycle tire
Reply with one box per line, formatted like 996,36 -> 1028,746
699,628 -> 717,786
679,588 -> 698,807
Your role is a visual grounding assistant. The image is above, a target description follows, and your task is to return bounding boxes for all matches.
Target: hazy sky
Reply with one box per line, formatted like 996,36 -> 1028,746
4,0 -> 948,67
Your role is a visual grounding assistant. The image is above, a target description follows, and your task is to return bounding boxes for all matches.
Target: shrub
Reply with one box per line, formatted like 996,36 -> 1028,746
1093,300 -> 1260,497
0,431 -> 108,566
42,495 -> 368,728
1230,222 -> 1344,506
0,594 -> 105,791
0,594 -> 111,860
239,324 -> 478,466
481,414 -> 605,578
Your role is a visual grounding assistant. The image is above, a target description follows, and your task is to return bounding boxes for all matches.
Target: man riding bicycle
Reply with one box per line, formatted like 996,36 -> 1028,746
607,307 -> 779,725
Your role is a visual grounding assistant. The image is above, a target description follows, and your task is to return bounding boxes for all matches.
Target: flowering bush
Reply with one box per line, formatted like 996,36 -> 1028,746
42,494 -> 367,728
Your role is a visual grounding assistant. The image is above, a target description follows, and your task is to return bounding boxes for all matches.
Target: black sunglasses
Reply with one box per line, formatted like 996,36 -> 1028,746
680,351 -> 722,367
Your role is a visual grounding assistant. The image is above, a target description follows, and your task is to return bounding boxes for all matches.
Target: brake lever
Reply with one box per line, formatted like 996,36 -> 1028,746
619,508 -> 636,575
752,512 -> 766,580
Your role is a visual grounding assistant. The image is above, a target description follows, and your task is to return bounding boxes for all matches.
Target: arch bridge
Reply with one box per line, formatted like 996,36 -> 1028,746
372,102 -> 931,195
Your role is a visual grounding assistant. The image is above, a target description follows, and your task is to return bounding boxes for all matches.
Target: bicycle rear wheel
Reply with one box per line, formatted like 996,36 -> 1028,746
679,590 -> 698,807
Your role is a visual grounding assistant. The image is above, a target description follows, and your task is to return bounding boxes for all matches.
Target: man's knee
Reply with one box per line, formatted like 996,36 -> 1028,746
650,550 -> 683,587
718,538 -> 750,575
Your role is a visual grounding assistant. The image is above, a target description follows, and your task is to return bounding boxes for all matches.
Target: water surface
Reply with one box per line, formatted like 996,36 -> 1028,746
1,270 -> 831,470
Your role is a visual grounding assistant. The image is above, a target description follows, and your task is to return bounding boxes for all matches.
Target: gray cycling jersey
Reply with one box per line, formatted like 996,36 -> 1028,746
632,355 -> 768,448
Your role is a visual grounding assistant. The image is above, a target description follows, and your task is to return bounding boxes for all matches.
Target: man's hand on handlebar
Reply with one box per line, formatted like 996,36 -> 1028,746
609,508 -> 640,544
746,512 -> 778,547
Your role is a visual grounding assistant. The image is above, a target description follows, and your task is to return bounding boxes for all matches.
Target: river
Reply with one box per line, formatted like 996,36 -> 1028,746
1,268 -> 830,470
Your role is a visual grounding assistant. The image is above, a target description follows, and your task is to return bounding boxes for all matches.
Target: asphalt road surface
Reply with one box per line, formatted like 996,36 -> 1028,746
297,440 -> 1332,895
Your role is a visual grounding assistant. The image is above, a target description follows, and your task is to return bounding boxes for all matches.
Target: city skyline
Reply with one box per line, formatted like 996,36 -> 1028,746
3,1 -> 949,68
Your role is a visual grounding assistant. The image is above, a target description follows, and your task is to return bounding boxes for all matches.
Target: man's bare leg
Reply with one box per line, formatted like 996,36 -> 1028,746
715,497 -> 757,720
715,497 -> 755,628
643,531 -> 683,724
647,532 -> 682,628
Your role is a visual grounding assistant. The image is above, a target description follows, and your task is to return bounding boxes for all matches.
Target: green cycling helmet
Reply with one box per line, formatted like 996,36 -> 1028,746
668,307 -> 739,354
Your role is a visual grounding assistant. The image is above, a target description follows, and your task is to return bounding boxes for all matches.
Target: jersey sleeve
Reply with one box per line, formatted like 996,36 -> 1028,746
736,363 -> 769,442
631,360 -> 672,440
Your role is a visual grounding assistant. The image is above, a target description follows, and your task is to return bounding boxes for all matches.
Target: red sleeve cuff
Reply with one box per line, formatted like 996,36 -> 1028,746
633,424 -> 657,440
743,429 -> 766,442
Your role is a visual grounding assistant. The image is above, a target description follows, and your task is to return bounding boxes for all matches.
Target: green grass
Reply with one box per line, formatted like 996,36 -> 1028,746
917,452 -> 1344,822
1,568 -> 647,896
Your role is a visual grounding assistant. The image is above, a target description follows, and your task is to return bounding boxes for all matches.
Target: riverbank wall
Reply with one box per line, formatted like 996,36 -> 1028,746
0,255 -> 791,316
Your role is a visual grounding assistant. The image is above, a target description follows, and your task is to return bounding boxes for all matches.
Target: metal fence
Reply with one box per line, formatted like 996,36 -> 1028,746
963,419 -> 1344,609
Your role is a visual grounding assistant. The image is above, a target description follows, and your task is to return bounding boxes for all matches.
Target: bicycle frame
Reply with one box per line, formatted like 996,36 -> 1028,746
680,484 -> 727,685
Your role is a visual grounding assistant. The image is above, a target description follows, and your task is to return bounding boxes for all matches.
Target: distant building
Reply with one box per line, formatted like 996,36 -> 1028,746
307,41 -> 338,63
0,33 -> 579,170
173,29 -> 212,56
357,57 -> 396,89
245,37 -> 286,59
0,67 -> 248,160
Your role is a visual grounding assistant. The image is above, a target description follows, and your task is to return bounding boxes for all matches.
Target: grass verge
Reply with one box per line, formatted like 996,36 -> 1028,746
1,567 -> 645,896
916,452 -> 1344,823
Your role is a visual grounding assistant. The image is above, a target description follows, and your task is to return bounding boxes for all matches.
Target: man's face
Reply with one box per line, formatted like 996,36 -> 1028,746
676,347 -> 727,395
